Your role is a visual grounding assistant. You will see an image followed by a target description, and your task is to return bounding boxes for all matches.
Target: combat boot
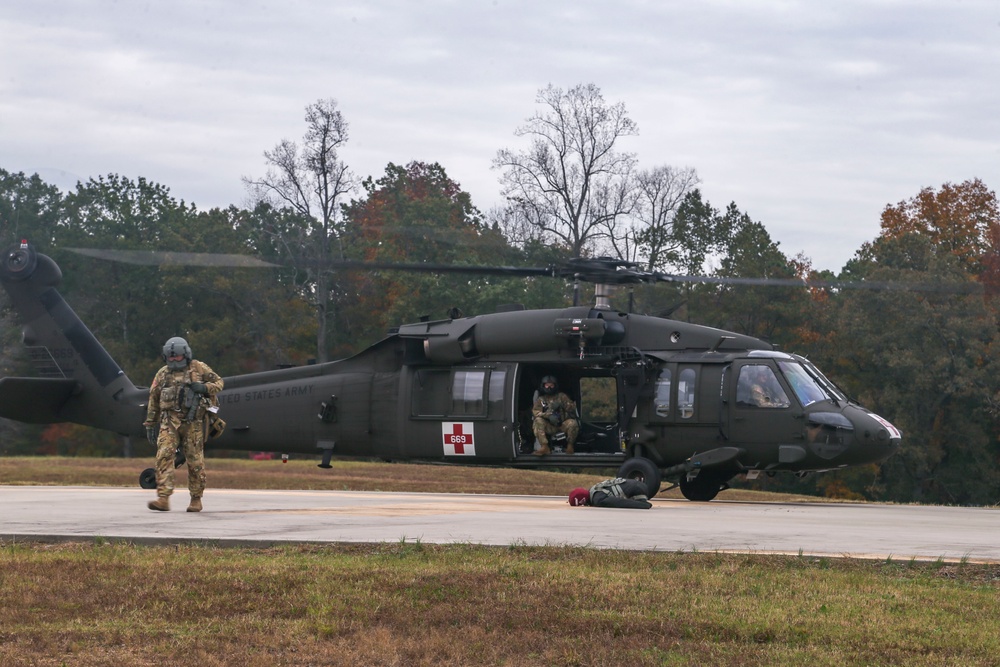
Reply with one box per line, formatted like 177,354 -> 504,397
533,443 -> 551,457
187,496 -> 203,513
565,444 -> 575,455
147,496 -> 170,511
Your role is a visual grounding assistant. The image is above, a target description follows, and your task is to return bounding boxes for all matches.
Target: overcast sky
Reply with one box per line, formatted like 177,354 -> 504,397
3,1 -> 998,273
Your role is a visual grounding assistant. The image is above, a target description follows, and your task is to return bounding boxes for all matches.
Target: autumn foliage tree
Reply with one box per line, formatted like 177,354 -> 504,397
338,162 -> 532,354
879,178 -> 999,275
823,179 -> 1000,504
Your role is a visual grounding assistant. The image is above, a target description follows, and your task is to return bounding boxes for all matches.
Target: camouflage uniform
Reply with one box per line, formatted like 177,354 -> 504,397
588,478 -> 652,509
144,359 -> 223,504
531,391 -> 580,454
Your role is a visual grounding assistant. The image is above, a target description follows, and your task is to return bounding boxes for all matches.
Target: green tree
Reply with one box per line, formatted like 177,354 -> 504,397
55,174 -> 195,377
830,233 -> 1000,504
58,190 -> 317,379
0,168 -> 63,250
0,169 -> 64,453
697,204 -> 808,345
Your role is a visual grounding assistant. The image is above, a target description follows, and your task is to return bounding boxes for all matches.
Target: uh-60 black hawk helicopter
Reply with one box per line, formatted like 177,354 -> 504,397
0,239 -> 904,501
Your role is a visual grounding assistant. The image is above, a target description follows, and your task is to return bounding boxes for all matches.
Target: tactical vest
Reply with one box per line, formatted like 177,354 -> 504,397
157,367 -> 204,420
589,478 -> 648,501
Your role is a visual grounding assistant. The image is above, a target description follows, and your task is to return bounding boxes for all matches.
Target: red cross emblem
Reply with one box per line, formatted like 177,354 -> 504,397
442,422 -> 475,456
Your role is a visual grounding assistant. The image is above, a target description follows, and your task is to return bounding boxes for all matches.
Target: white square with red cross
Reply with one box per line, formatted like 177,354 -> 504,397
442,422 -> 476,456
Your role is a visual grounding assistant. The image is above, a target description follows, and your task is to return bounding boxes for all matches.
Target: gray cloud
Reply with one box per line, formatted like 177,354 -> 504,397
2,0 -> 998,271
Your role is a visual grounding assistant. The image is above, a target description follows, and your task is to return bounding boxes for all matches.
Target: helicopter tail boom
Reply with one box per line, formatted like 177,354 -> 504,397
1,242 -> 146,436
0,377 -> 77,423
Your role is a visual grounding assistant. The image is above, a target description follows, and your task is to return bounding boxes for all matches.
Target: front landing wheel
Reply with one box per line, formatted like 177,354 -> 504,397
616,457 -> 662,497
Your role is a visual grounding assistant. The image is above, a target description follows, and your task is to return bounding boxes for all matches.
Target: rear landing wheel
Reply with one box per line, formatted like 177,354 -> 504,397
139,467 -> 156,489
679,471 -> 729,502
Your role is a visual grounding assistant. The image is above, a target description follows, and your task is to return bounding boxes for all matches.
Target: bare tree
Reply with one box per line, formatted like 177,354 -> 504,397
625,165 -> 701,271
493,84 -> 639,257
243,99 -> 357,362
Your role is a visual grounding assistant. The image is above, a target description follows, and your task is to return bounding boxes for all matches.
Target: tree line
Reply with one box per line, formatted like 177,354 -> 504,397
1,84 -> 998,505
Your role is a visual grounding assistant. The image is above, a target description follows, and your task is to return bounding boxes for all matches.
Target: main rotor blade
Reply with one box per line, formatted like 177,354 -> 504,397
657,273 -> 984,294
322,259 -> 557,278
62,248 -> 984,293
65,248 -> 282,268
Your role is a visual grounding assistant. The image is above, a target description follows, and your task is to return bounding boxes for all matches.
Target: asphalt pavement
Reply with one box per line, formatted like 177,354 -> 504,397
2,485 -> 998,562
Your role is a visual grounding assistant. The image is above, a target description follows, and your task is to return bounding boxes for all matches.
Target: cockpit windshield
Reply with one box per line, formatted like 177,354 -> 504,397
777,360 -> 841,407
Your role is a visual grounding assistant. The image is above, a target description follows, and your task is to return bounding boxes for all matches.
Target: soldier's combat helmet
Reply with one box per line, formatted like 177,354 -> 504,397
162,336 -> 192,370
540,375 -> 558,395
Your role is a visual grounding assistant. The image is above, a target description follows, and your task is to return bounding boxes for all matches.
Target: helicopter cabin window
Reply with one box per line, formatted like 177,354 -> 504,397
736,365 -> 790,409
654,369 -> 672,417
412,369 -> 452,416
451,370 -> 487,416
489,370 -> 506,411
677,368 -> 696,419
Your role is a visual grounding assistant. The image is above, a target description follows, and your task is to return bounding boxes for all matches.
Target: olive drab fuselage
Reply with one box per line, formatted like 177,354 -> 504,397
0,243 -> 902,501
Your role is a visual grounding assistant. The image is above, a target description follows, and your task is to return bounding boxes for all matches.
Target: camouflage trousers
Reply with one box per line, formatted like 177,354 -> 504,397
154,416 -> 207,498
532,416 -> 580,448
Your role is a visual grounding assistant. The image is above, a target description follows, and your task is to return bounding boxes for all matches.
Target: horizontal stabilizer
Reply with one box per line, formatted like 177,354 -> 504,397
0,377 -> 77,424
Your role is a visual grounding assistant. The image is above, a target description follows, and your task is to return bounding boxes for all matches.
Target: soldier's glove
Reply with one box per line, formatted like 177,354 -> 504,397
547,414 -> 560,426
189,382 -> 208,395
145,425 -> 158,447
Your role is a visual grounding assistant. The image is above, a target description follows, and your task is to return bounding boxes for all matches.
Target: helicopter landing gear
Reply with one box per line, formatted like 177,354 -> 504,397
679,470 -> 731,502
616,456 -> 662,497
138,448 -> 186,489
139,468 -> 156,489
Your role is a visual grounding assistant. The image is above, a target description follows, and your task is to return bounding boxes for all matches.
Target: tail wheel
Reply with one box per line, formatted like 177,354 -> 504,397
616,457 -> 662,497
679,471 -> 730,502
139,467 -> 157,489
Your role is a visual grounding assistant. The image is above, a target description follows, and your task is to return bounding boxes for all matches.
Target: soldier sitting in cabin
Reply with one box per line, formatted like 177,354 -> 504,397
531,375 -> 579,456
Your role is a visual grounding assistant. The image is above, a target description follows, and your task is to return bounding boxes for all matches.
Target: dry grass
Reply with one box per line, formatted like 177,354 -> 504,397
1,541 -> 998,666
6,456 -> 989,666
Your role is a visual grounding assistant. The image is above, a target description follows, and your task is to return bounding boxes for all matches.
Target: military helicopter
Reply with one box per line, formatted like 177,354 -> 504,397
0,239 -> 905,501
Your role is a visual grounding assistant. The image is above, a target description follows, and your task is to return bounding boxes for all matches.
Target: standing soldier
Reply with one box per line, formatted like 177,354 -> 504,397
144,337 -> 224,512
531,375 -> 580,456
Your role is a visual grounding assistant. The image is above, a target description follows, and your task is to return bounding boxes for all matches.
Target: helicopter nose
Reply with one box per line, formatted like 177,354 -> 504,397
864,412 -> 902,462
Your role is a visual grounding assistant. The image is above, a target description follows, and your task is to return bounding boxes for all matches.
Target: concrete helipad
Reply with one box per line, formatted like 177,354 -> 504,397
2,485 -> 999,562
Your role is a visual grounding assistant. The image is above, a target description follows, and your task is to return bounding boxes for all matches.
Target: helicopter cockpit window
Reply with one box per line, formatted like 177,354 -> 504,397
677,368 -> 696,419
736,365 -> 790,409
777,361 -> 830,407
451,370 -> 486,416
654,369 -> 672,417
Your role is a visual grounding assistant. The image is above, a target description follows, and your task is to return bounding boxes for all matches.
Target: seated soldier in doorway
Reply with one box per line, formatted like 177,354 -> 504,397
531,375 -> 580,456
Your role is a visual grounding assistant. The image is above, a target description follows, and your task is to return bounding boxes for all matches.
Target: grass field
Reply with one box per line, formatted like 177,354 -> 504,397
2,456 -> 998,666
